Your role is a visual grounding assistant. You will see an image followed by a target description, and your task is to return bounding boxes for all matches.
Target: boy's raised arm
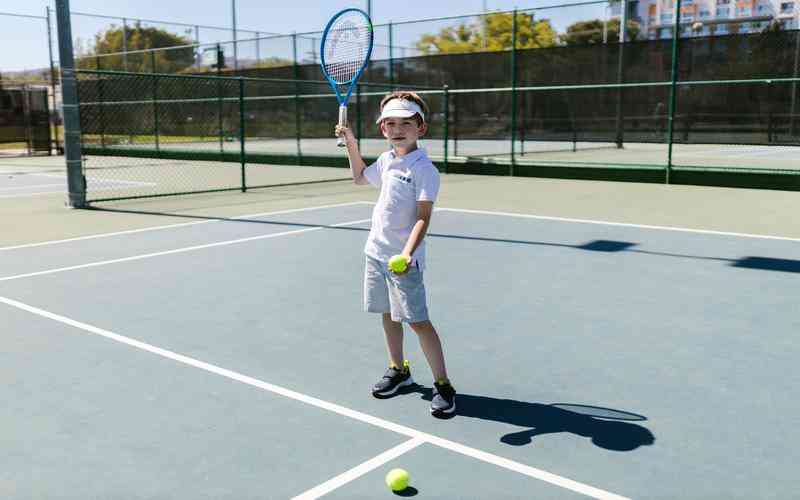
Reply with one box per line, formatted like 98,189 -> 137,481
336,125 -> 370,185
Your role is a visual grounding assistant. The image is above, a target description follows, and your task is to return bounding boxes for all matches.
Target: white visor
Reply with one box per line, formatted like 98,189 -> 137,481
375,98 -> 425,124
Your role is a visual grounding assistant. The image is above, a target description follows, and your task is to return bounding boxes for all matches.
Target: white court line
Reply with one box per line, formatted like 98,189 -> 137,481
0,183 -> 64,191
0,190 -> 65,199
291,437 -> 426,500
0,295 -> 628,500
435,206 -> 800,243
0,201 -> 367,252
0,217 -> 371,282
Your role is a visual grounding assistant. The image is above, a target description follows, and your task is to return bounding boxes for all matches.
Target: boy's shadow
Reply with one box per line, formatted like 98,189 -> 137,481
410,387 -> 655,452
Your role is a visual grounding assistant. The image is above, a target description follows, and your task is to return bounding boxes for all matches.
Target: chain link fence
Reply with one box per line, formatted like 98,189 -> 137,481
55,2 -> 800,199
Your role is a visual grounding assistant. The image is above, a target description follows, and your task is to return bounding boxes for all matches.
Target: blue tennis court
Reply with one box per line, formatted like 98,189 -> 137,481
3,200 -> 799,499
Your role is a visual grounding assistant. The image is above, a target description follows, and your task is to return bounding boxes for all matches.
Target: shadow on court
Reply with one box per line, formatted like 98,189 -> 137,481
88,207 -> 800,274
402,386 -> 655,452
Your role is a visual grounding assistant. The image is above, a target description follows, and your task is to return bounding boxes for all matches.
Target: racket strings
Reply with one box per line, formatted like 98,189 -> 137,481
323,12 -> 371,84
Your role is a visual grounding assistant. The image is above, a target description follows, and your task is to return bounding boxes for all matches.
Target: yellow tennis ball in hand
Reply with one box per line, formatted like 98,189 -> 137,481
388,255 -> 409,273
385,468 -> 409,492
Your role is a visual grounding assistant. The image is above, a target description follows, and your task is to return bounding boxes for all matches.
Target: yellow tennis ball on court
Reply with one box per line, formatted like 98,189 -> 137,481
388,254 -> 409,273
385,468 -> 409,492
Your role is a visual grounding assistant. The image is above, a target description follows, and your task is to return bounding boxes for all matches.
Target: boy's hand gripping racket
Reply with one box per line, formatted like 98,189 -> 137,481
320,8 -> 374,147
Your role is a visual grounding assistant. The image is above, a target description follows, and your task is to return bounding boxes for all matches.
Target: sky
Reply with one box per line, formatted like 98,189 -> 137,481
1,0 -> 610,73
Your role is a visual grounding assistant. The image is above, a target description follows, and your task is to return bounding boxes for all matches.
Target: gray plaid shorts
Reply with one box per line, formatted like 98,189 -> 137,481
363,255 -> 429,323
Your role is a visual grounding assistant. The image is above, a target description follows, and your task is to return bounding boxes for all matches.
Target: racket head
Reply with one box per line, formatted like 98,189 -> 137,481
320,8 -> 373,97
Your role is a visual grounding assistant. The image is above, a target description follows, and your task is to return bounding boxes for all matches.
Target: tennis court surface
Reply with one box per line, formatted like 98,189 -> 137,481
2,170 -> 800,499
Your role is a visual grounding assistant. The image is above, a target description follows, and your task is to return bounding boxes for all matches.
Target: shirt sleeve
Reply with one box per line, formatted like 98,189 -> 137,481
363,155 -> 384,188
415,163 -> 440,203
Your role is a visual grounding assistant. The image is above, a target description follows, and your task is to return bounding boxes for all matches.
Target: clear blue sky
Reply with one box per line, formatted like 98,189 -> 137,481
2,0 -> 609,72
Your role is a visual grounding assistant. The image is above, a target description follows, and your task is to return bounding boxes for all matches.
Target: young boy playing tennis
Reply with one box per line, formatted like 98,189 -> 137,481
335,91 -> 456,417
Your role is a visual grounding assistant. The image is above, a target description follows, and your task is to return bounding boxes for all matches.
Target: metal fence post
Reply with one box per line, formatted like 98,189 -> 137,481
388,21 -> 395,88
98,75 -> 106,148
256,31 -> 261,64
122,18 -> 128,71
54,0 -> 86,208
292,33 -> 302,161
453,93 -> 458,157
510,9 -> 518,176
615,0 -> 628,149
217,44 -> 224,153
232,0 -> 239,71
791,30 -> 800,137
443,85 -> 449,173
239,78 -> 247,192
666,0 -> 683,184
356,83 -> 362,151
22,85 -> 33,156
152,73 -> 160,152
46,6 -> 60,154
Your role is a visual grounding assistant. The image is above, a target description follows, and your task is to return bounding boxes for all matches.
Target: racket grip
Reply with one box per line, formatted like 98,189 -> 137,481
337,105 -> 348,148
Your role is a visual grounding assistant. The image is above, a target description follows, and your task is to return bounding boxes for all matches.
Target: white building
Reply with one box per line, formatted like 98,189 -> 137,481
612,0 -> 799,39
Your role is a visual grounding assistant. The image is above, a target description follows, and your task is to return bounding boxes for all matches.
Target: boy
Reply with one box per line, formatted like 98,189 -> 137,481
335,91 -> 456,417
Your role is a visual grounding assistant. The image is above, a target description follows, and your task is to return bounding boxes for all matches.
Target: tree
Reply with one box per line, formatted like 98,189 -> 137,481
560,19 -> 641,46
76,23 -> 195,74
415,12 -> 557,54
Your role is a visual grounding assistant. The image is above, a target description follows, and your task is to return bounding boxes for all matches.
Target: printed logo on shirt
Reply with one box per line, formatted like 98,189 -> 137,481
391,174 -> 412,184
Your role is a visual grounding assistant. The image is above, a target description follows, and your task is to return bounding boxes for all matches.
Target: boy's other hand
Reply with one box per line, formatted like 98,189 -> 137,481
390,255 -> 412,276
335,125 -> 356,145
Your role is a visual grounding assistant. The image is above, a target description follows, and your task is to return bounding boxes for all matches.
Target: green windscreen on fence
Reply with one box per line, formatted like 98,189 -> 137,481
74,24 -> 800,201
0,86 -> 52,156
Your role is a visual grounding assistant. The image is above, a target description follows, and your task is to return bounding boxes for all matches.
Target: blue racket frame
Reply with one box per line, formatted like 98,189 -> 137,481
320,8 -> 374,145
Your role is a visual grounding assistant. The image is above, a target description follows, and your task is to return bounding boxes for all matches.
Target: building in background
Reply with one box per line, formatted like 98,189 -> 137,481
612,0 -> 799,39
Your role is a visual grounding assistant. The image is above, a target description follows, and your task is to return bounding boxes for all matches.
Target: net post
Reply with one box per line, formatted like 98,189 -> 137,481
239,77 -> 247,192
666,0 -> 682,184
443,85 -> 449,173
510,9 -> 518,176
54,0 -> 87,208
150,50 -> 156,74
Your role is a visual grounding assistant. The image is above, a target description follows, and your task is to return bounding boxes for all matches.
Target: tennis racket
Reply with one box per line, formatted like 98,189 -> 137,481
320,8 -> 374,147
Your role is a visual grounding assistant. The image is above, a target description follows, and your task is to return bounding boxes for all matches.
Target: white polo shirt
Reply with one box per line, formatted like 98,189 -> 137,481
363,148 -> 441,270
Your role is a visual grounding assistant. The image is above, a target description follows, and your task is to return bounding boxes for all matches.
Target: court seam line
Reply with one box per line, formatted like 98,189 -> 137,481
0,201 -> 368,252
290,437 -> 426,500
0,294 -> 629,500
433,206 -> 800,242
0,217 -> 371,282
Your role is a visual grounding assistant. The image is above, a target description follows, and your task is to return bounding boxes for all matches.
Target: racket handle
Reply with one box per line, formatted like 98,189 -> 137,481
337,105 -> 347,147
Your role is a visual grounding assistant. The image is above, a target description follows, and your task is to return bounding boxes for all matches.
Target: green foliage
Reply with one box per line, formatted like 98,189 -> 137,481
76,23 -> 195,73
560,19 -> 641,46
415,12 -> 557,54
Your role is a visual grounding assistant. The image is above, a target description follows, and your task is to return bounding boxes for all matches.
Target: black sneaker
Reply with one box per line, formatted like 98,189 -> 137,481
372,360 -> 414,398
431,381 -> 456,416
